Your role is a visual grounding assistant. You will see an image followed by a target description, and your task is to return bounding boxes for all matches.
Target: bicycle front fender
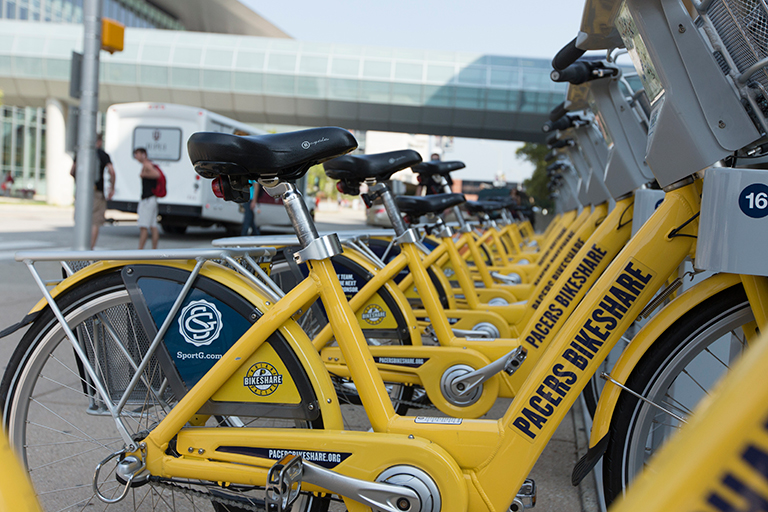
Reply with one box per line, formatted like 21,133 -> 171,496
572,272 -> 743,485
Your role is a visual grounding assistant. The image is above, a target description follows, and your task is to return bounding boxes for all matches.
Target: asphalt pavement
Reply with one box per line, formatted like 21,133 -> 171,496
0,199 -> 598,512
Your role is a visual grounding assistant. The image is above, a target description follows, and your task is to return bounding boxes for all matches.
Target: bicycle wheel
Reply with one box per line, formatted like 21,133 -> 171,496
602,285 -> 754,505
268,255 -> 416,415
1,270 -> 329,512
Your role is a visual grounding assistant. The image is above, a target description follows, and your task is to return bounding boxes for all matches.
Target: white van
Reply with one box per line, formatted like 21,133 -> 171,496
105,102 -> 310,234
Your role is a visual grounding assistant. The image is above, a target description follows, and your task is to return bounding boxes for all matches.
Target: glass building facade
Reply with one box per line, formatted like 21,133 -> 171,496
0,0 -> 183,197
1,105 -> 45,194
0,0 -> 183,30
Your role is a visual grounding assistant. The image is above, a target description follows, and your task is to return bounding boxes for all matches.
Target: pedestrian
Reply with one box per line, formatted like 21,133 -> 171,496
133,147 -> 160,249
69,134 -> 116,249
1,171 -> 14,196
241,182 -> 261,236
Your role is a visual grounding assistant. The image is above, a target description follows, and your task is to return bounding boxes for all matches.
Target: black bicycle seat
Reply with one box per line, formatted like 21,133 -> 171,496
396,193 -> 466,217
188,127 -> 358,182
485,197 -> 517,209
464,200 -> 507,214
411,161 -> 465,177
324,150 -> 422,183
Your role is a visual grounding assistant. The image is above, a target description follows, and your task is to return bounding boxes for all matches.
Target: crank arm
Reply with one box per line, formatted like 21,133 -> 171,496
266,455 -> 421,512
491,271 -> 522,284
450,346 -> 527,397
451,328 -> 492,338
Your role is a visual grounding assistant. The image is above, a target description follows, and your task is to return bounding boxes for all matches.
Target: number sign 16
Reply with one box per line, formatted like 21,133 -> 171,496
739,183 -> 768,219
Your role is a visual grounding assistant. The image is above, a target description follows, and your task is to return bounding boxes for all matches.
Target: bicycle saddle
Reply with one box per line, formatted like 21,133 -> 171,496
485,197 -> 518,209
396,193 -> 466,217
188,127 -> 358,182
324,150 -> 422,183
464,200 -> 508,214
411,161 -> 466,177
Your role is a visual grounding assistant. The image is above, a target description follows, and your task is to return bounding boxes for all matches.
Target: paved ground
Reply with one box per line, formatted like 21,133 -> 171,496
0,199 -> 598,511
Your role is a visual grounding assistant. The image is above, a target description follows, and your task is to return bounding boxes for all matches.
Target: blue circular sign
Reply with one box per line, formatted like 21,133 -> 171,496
739,183 -> 768,219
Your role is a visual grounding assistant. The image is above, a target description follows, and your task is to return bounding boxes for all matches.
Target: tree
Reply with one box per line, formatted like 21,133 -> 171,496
306,164 -> 338,201
516,142 -> 553,211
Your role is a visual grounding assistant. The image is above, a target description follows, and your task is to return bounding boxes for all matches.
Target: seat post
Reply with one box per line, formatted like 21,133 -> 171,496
438,175 -> 469,231
261,180 -> 319,249
375,184 -> 408,237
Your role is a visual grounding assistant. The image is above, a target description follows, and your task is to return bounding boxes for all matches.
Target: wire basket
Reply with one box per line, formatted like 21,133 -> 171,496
704,0 -> 768,127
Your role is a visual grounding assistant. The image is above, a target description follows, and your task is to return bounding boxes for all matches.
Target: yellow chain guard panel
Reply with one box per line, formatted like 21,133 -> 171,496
211,341 -> 302,404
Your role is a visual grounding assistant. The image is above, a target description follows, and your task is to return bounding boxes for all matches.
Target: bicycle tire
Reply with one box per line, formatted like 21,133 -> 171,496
0,270 -> 329,512
602,284 -> 753,505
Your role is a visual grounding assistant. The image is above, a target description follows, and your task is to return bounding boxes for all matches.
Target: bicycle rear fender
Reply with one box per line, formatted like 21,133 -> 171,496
572,272 -> 742,485
21,260 -> 344,430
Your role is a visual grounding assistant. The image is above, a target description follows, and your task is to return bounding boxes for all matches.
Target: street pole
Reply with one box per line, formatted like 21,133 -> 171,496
73,0 -> 102,250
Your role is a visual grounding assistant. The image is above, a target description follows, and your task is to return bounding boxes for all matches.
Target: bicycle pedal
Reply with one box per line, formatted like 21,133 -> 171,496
504,346 -> 528,376
266,454 -> 304,512
509,478 -> 536,511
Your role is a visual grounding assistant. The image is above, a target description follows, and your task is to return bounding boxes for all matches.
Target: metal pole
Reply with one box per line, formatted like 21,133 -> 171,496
73,0 -> 102,250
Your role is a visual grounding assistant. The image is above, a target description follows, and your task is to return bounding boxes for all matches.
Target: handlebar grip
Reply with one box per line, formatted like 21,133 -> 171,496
550,138 -> 573,149
549,102 -> 569,122
547,162 -> 564,173
550,61 -> 592,84
552,37 -> 587,72
542,115 -> 574,133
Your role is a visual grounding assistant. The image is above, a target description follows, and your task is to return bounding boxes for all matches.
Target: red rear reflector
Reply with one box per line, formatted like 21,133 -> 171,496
212,177 -> 225,198
336,182 -> 344,194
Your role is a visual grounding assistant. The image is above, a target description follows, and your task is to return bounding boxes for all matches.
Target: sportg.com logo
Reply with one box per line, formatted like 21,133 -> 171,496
178,299 -> 223,347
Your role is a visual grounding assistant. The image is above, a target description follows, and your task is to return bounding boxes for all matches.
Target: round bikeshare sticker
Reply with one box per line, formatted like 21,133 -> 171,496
361,304 -> 386,325
178,299 -> 223,347
738,183 -> 768,219
244,362 -> 283,396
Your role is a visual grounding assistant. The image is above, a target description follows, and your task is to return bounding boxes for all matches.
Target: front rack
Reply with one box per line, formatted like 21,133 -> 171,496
15,246 -> 279,450
700,0 -> 768,136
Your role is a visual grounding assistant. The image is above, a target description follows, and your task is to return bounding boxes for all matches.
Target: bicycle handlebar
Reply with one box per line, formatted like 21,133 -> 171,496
549,138 -> 574,149
552,37 -> 586,72
551,61 -> 619,85
542,115 -> 575,133
549,102 -> 569,122
550,61 -> 592,84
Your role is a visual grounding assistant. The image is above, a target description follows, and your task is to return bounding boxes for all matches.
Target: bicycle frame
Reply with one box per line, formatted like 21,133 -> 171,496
312,196 -> 630,392
106,176 -> 713,511
0,432 -> 41,511
455,206 -> 591,289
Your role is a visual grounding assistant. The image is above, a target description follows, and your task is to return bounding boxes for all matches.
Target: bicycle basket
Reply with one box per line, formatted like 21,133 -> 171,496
611,0 -> 760,187
703,0 -> 768,133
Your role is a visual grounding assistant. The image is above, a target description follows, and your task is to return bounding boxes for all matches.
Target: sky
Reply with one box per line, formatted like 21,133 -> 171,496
240,0 -> 587,183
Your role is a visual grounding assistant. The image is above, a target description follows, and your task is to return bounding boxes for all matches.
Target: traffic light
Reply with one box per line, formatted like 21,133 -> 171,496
101,18 -> 124,54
